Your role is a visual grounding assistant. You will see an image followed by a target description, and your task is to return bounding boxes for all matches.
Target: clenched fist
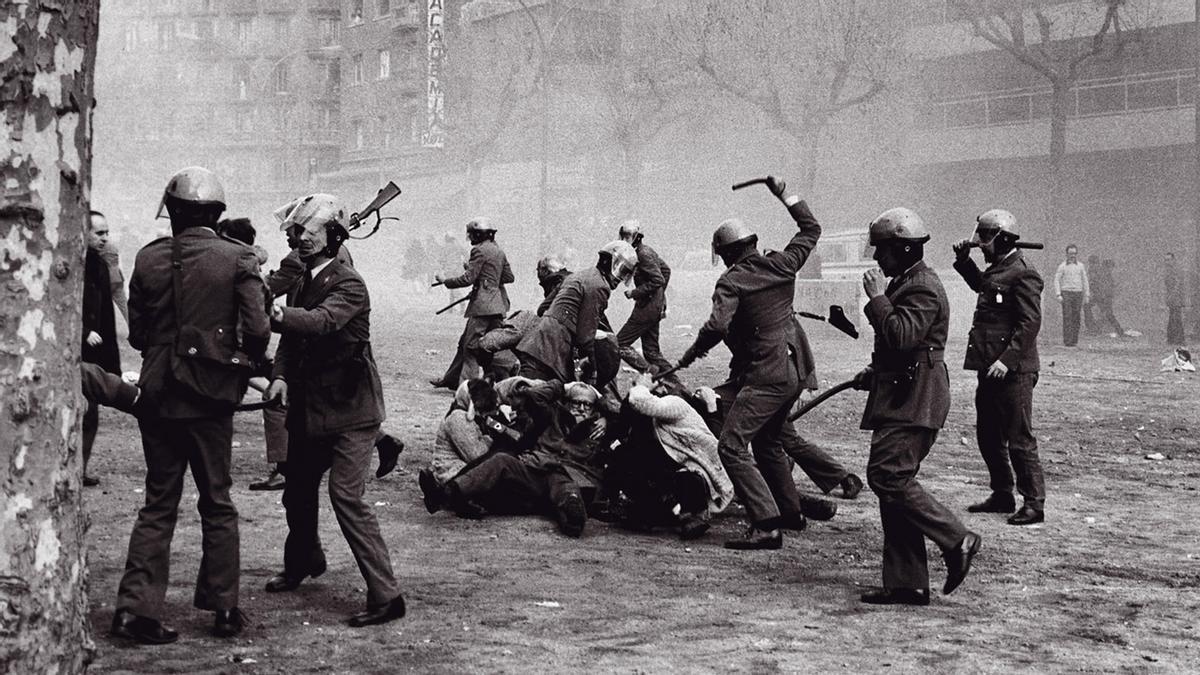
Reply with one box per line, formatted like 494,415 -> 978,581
863,268 -> 887,299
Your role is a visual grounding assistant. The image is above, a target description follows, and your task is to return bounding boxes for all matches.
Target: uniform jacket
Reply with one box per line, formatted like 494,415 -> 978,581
953,251 -> 1042,373
129,227 -> 270,418
860,260 -> 950,431
628,242 -> 671,314
626,384 -> 734,514
442,240 -> 513,317
517,266 -> 612,383
688,200 -> 820,388
272,259 -> 386,437
83,247 -> 121,374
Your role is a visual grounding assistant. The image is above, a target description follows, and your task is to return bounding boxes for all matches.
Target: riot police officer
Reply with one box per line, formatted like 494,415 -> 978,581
953,209 -> 1046,526
112,167 -> 270,643
857,207 -> 980,606
615,221 -> 674,378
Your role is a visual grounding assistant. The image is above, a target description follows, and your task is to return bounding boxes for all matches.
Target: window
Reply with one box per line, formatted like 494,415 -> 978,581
235,111 -> 252,133
378,0 -> 391,16
274,63 -> 289,94
234,67 -> 249,100
123,24 -> 138,51
236,19 -> 252,47
196,18 -> 213,39
319,18 -> 340,46
407,50 -> 419,70
322,106 -> 334,129
352,53 -> 364,84
273,16 -> 289,40
157,21 -> 175,50
380,116 -> 391,149
378,50 -> 390,79
326,59 -> 341,94
353,119 -> 364,150
351,0 -> 364,24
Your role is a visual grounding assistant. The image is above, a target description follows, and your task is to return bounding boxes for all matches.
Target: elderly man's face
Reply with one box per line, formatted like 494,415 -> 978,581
566,397 -> 595,423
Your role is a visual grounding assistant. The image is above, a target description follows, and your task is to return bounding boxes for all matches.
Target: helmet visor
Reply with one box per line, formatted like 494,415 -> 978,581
972,226 -> 1000,245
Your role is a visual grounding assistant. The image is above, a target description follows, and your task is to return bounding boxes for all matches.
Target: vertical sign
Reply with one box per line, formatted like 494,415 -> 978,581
422,0 -> 445,147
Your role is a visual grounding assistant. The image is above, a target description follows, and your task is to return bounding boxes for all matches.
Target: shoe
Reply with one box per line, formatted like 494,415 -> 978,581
800,497 -> 837,522
724,526 -> 782,550
428,378 -> 455,390
110,609 -> 178,645
1007,504 -> 1044,526
779,513 -> 808,531
966,492 -> 1015,514
348,594 -> 406,627
213,607 -> 248,638
860,588 -> 930,606
249,470 -> 285,491
839,474 -> 863,500
554,493 -> 587,538
418,469 -> 444,514
83,475 -> 100,487
264,558 -> 327,593
942,531 -> 982,595
678,515 -> 710,540
375,434 -> 405,478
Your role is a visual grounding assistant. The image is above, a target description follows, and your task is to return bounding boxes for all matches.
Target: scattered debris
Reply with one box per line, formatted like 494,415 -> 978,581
424,349 -> 441,355
1160,348 -> 1195,372
533,601 -> 561,608
1144,453 -> 1166,461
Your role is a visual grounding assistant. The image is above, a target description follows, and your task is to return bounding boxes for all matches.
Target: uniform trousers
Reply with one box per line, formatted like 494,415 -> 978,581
714,378 -> 803,528
263,404 -> 289,464
975,372 -> 1044,508
441,315 -> 503,385
867,427 -> 967,590
282,424 -> 400,607
786,430 -> 851,493
617,304 -> 672,374
117,415 -> 238,619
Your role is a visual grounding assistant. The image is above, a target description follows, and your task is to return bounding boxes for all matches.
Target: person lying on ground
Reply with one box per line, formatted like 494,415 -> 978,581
601,373 -> 734,540
419,381 -> 609,538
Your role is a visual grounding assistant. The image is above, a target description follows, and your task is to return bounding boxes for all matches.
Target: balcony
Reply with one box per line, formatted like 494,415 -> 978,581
393,8 -> 421,31
907,69 -> 1197,164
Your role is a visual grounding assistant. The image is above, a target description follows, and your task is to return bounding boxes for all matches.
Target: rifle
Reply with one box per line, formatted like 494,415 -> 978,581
346,181 -> 402,240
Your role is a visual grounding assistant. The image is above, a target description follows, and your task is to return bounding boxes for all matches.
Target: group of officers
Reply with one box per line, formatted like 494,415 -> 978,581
98,165 -> 1047,645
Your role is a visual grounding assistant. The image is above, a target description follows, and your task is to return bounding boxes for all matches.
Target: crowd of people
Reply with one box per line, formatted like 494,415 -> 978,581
83,164 -> 1167,644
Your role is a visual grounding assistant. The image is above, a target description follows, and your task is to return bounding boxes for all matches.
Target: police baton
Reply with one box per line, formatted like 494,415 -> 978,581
435,295 -> 471,315
965,241 -> 1044,250
787,378 -> 858,422
651,362 -> 687,381
235,398 -> 284,413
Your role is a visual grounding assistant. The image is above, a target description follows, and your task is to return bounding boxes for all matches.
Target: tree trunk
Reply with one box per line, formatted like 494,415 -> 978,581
467,157 -> 484,212
621,143 -> 643,219
1046,78 -> 1073,255
0,2 -> 100,671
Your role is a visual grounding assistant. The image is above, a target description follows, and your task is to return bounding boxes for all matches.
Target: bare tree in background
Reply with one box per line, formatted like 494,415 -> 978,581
590,3 -> 694,218
673,0 -> 902,193
949,0 -> 1155,185
444,4 -> 541,211
1,1 -> 100,670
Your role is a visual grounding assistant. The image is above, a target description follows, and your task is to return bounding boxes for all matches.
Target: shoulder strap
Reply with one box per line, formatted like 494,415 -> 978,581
170,235 -> 184,336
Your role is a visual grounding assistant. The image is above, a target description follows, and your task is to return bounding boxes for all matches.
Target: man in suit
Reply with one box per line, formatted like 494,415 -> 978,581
675,176 -> 819,550
248,221 -> 403,491
82,210 -> 122,487
856,207 -> 979,606
112,167 -> 270,644
615,221 -> 675,379
262,193 -> 406,628
516,241 -> 636,385
430,218 -> 514,387
953,209 -> 1046,526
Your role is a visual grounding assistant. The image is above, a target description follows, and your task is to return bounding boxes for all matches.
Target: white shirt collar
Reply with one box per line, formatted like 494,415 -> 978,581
308,257 -> 335,279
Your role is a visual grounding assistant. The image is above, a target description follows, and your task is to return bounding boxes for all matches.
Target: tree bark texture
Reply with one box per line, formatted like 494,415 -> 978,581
0,1 -> 100,671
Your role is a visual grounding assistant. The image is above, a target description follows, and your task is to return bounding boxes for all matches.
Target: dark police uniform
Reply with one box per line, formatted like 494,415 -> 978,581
438,239 -> 514,384
272,258 -> 401,608
517,266 -> 614,383
117,227 -> 270,621
861,260 -> 969,591
953,250 -> 1045,511
617,241 -> 673,374
684,200 -> 820,529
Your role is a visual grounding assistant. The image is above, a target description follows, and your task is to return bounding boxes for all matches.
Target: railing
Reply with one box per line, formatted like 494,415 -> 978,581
918,69 -> 1196,130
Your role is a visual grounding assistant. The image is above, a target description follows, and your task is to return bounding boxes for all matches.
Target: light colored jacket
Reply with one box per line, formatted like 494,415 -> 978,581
627,384 -> 734,514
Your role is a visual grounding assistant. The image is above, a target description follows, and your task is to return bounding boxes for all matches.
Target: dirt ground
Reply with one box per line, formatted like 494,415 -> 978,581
82,301 -> 1200,673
